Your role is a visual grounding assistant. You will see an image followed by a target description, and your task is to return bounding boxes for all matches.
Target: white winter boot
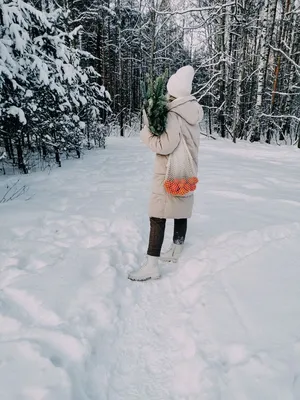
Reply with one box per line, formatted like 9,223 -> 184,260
128,256 -> 161,281
160,243 -> 184,263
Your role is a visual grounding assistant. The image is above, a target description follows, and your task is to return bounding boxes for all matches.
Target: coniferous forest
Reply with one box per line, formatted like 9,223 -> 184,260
1,0 -> 299,174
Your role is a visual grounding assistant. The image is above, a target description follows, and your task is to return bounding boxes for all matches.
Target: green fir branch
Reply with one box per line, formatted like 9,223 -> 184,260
142,71 -> 169,136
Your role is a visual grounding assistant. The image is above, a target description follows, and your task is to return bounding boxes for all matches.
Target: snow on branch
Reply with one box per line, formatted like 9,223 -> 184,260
152,2 -> 236,16
193,71 -> 221,97
72,5 -> 116,24
261,114 -> 300,122
7,106 -> 27,124
269,45 -> 300,71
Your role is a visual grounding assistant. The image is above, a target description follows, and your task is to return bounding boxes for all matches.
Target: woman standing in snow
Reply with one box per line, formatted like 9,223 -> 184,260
128,66 -> 203,281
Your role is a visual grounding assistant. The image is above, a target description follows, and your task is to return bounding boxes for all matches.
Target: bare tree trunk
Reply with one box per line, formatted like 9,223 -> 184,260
278,0 -> 296,143
263,0 -> 278,90
4,137 -> 12,159
55,146 -> 61,167
250,0 -> 269,142
149,0 -> 156,83
116,0 -> 124,137
17,139 -> 27,174
218,1 -> 228,138
232,28 -> 244,143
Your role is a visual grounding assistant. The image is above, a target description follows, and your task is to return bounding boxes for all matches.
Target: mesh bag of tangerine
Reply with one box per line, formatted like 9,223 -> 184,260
164,134 -> 198,197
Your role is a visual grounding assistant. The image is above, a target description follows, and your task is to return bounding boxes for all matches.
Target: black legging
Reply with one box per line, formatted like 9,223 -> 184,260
147,217 -> 187,257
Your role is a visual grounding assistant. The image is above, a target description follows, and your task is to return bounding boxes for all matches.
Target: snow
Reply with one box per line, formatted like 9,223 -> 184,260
0,137 -> 300,399
7,105 -> 27,124
0,150 -> 6,160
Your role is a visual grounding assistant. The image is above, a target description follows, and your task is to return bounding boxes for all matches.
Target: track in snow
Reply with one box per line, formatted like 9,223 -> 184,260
1,137 -> 300,399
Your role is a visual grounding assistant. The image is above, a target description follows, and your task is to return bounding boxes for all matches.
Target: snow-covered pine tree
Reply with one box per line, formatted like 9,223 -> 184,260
0,0 -> 110,174
51,0 -> 191,136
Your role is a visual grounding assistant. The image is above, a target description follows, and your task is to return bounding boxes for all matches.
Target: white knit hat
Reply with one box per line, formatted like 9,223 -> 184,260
167,65 -> 195,98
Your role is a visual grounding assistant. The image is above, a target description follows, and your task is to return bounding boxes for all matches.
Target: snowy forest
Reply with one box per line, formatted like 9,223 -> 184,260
1,2 -> 300,396
0,0 -> 299,175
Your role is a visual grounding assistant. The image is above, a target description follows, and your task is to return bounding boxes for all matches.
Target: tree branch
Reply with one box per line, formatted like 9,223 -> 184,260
261,113 -> 300,122
269,45 -> 300,71
153,3 -> 236,16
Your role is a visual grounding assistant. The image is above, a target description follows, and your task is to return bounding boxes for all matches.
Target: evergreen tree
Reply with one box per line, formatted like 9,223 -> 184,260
0,0 -> 110,174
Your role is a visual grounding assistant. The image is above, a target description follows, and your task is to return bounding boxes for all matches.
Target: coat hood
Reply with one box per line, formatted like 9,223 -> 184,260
168,95 -> 203,126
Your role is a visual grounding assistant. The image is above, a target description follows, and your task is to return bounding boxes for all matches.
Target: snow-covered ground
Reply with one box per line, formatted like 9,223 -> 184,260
1,137 -> 300,400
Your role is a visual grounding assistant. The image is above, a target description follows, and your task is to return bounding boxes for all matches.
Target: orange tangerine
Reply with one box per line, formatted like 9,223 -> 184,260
170,183 -> 178,192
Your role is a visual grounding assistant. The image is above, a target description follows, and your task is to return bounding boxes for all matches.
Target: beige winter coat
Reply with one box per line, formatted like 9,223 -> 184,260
141,95 -> 203,219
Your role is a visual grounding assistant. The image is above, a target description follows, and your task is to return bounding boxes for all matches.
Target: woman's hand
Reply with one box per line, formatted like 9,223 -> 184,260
140,112 -> 180,155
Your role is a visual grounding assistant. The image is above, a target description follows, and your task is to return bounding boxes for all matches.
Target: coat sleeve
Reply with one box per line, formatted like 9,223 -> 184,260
140,112 -> 180,155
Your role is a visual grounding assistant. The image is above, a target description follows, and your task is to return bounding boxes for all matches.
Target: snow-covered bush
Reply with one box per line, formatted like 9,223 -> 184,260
0,0 -> 111,174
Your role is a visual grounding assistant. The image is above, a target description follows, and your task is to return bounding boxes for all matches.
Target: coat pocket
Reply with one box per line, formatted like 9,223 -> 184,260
152,173 -> 165,195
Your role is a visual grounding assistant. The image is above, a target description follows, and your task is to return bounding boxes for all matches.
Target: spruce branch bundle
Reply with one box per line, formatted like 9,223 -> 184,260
141,71 -> 169,136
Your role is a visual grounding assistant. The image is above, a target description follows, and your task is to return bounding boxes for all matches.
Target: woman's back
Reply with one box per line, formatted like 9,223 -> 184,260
168,96 -> 203,166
